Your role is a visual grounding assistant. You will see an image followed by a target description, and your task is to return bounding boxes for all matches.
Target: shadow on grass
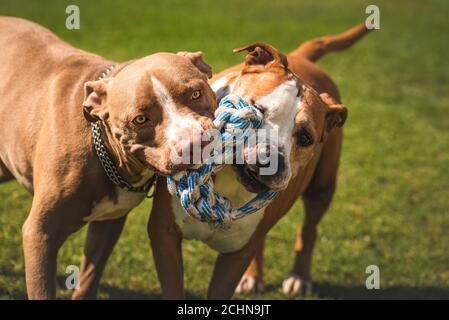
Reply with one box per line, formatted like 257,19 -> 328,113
0,287 -> 27,300
259,282 -> 449,300
3,269 -> 449,300
314,283 -> 449,300
0,269 -> 27,300
97,285 -> 202,300
0,269 -> 202,300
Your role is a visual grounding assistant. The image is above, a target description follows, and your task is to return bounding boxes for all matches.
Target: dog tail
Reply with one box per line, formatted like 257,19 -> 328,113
291,23 -> 372,62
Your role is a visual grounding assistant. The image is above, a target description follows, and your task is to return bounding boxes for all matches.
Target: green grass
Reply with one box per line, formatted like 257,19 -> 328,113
1,0 -> 449,299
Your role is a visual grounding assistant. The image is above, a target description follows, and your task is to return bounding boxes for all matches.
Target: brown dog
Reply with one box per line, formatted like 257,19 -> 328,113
148,24 -> 370,299
0,17 -> 217,299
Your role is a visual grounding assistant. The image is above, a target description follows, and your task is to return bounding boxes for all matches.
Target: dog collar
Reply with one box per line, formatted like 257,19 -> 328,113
91,65 -> 156,196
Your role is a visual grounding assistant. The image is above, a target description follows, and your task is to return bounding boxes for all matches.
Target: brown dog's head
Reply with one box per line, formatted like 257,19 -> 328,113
212,43 -> 347,193
83,52 -> 216,176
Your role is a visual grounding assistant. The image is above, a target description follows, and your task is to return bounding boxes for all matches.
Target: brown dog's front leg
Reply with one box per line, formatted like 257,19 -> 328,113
22,219 -> 60,299
148,178 -> 185,299
72,216 -> 127,300
22,198 -> 80,299
208,239 -> 262,300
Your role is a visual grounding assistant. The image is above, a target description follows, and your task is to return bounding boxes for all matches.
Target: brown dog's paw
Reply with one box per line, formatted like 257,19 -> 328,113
282,274 -> 313,296
235,275 -> 265,294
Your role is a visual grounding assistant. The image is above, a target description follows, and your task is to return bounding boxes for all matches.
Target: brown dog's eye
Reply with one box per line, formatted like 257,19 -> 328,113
191,90 -> 201,100
133,115 -> 148,125
296,129 -> 314,147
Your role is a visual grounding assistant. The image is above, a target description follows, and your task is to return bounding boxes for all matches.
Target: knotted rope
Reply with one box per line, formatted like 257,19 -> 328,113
167,94 -> 279,228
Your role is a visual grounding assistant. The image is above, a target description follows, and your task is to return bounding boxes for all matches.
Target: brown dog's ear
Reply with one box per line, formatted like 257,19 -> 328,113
177,51 -> 213,79
233,43 -> 288,68
320,93 -> 348,133
82,80 -> 108,122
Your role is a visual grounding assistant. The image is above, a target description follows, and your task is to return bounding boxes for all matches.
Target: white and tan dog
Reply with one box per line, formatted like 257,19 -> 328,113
147,24 -> 370,299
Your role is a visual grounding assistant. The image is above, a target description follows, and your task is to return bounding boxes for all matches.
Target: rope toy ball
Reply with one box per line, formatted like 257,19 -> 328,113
167,94 -> 279,228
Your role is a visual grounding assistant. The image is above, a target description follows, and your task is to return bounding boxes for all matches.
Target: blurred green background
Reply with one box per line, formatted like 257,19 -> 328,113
1,0 -> 448,299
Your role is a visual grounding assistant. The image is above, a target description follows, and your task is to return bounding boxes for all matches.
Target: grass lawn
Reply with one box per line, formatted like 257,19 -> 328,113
1,0 -> 448,299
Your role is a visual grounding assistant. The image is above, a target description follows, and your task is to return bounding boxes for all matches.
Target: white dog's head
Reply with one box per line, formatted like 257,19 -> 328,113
213,43 -> 347,193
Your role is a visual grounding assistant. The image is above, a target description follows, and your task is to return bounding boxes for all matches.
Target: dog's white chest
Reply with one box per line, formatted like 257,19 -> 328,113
84,187 -> 144,222
172,167 -> 264,253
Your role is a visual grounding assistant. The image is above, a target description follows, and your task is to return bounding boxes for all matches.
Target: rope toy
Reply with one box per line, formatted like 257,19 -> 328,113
167,94 -> 279,228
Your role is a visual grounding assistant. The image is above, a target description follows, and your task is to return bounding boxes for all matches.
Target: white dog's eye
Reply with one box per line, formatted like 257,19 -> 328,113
296,129 -> 314,147
191,90 -> 201,100
253,103 -> 265,113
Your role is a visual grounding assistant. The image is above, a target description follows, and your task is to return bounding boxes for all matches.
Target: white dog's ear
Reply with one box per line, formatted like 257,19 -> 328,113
320,93 -> 348,133
177,51 -> 213,79
233,43 -> 288,68
301,89 -> 347,143
83,80 -> 109,122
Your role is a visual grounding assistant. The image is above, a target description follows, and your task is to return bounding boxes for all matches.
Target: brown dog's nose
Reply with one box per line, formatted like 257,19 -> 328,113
175,133 -> 210,164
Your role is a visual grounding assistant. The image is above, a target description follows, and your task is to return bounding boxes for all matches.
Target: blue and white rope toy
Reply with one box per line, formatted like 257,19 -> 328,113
167,94 -> 279,228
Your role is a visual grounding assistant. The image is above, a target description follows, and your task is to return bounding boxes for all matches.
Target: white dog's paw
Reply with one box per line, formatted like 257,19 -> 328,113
235,275 -> 265,294
282,274 -> 313,296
